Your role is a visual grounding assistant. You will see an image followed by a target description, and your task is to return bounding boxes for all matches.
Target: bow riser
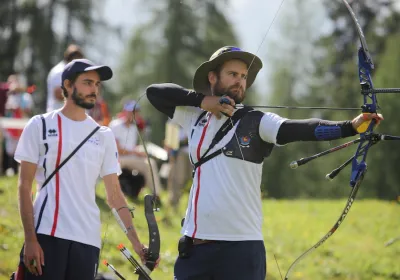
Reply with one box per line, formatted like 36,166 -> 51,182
350,45 -> 377,187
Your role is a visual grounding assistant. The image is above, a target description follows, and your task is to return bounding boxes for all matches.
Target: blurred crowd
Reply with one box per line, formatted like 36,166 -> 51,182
0,44 -> 192,210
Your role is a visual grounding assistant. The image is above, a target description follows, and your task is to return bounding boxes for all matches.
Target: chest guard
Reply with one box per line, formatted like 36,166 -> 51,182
222,110 -> 274,164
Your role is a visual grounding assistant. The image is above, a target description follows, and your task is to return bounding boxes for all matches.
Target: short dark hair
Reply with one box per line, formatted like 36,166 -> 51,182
61,72 -> 80,98
213,63 -> 224,77
206,63 -> 224,88
64,44 -> 84,62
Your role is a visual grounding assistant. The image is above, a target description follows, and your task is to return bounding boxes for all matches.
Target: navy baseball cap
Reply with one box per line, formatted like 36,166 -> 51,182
61,58 -> 113,86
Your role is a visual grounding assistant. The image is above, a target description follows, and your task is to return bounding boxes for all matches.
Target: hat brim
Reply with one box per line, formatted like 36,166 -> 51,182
84,65 -> 113,81
193,51 -> 262,96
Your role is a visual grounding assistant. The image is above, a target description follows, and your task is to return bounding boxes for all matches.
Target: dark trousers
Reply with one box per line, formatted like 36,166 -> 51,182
174,240 -> 266,280
23,234 -> 100,280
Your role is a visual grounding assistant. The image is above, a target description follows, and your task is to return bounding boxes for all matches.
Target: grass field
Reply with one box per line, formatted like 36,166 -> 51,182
0,175 -> 399,280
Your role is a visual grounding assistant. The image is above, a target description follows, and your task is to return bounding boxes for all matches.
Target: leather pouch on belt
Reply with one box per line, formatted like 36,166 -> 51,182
178,235 -> 193,258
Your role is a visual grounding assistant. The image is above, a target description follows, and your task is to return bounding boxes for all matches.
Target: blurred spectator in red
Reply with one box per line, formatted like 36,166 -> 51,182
46,44 -> 84,112
87,94 -> 111,126
0,82 -> 9,116
115,100 -> 146,132
0,75 -> 33,116
3,74 -> 34,175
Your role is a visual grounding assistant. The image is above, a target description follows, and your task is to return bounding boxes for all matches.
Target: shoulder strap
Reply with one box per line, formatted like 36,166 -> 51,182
201,106 -> 253,158
193,106 -> 253,172
40,125 -> 101,190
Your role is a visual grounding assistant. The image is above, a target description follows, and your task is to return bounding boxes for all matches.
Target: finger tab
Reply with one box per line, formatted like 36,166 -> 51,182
219,97 -> 230,105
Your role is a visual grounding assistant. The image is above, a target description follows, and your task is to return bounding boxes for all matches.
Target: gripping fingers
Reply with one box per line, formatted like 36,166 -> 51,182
357,113 -> 384,133
367,113 -> 384,123
219,96 -> 235,107
220,103 -> 234,117
219,97 -> 235,117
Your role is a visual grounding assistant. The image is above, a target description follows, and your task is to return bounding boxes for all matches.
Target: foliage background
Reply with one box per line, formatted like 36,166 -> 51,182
0,0 -> 400,279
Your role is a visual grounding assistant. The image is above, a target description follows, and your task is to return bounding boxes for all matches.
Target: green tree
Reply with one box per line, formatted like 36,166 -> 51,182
0,0 -> 20,80
0,0 -> 109,112
261,0 -> 339,198
118,0 -> 239,145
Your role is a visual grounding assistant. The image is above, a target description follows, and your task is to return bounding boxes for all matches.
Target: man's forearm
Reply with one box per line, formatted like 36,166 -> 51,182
276,119 -> 357,145
115,206 -> 142,246
107,184 -> 142,247
18,184 -> 37,242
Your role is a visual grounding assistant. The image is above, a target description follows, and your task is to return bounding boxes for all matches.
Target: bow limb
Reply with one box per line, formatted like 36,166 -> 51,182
139,194 -> 160,279
133,95 -> 161,279
283,176 -> 363,279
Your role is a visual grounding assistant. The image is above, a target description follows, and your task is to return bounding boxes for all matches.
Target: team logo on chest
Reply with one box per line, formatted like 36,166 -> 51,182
48,129 -> 58,137
87,136 -> 100,146
239,135 -> 251,147
198,118 -> 208,127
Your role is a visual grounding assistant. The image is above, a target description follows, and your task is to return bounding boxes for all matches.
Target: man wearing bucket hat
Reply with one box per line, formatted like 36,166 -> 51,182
146,46 -> 382,279
14,59 -> 147,279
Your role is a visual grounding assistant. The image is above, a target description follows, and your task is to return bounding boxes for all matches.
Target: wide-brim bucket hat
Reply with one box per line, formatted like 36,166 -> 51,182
193,46 -> 263,95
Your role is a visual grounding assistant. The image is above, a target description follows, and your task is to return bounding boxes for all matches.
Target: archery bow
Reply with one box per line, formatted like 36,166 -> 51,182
101,96 -> 160,279
282,1 -> 400,279
131,95 -> 161,279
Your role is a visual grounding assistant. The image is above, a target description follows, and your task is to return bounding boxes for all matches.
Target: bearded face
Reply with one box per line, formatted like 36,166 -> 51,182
67,71 -> 100,109
210,59 -> 248,104
71,87 -> 96,109
212,78 -> 245,104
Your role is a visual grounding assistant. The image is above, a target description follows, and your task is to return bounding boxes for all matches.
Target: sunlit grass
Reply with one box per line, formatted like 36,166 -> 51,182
0,176 -> 399,279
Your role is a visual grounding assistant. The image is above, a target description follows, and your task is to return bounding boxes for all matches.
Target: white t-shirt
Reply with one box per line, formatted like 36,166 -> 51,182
14,110 -> 121,248
46,61 -> 65,112
109,118 -> 139,152
174,106 -> 286,241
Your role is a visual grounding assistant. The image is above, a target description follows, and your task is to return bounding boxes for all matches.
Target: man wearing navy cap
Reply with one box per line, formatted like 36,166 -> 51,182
14,59 -> 148,279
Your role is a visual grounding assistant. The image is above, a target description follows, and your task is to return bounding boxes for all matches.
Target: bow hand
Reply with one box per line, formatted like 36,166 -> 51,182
141,247 -> 161,271
351,113 -> 384,133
